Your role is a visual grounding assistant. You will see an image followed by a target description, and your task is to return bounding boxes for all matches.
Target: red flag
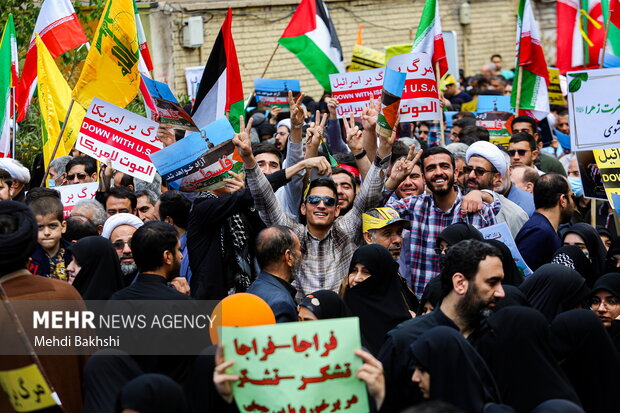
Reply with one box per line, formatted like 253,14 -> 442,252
15,0 -> 88,122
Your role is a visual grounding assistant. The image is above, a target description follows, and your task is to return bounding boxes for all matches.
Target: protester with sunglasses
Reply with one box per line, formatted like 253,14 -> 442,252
465,141 -> 528,237
101,212 -> 144,285
65,156 -> 98,184
236,111 -> 395,300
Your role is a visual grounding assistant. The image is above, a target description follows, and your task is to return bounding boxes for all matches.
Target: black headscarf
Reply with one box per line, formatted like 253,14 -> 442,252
298,290 -> 350,319
470,307 -> 581,412
343,245 -> 412,354
562,223 -> 608,286
530,399 -> 585,413
494,285 -> 530,311
70,236 -> 125,300
606,236 -> 620,272
551,245 -> 593,282
592,273 -> 620,353
437,222 -> 483,247
117,373 -> 189,413
484,239 -> 523,286
417,276 -> 443,315
550,309 -> 620,412
519,263 -> 591,323
410,326 -> 501,413
0,200 -> 38,275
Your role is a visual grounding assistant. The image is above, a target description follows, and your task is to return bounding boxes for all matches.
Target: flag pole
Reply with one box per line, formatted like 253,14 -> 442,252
11,87 -> 16,158
515,66 -> 523,116
245,43 -> 280,109
435,61 -> 445,147
40,99 -> 75,187
601,17 -> 612,68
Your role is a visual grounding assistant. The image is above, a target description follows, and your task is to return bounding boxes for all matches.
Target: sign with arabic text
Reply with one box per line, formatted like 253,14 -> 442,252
350,44 -> 385,71
329,68 -> 384,119
476,111 -> 513,149
392,52 -> 441,122
76,98 -> 162,183
548,67 -> 564,106
594,147 -> 620,207
0,364 -> 60,412
568,67 -> 620,151
576,150 -> 607,200
254,78 -> 301,111
57,182 -> 99,218
221,317 -> 368,413
480,222 -> 532,277
149,117 -> 243,193
141,75 -> 198,131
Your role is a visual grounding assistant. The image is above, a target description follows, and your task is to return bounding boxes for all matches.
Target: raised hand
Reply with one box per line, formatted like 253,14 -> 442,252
213,345 -> 239,404
361,96 -> 380,130
327,97 -> 339,120
305,110 -> 328,150
232,115 -> 254,165
222,170 -> 246,193
156,125 -> 176,147
302,156 -> 332,176
343,113 -> 363,154
289,90 -> 306,127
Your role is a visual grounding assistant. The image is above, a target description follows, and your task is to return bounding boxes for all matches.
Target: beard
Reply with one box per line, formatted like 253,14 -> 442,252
560,204 -> 574,224
120,262 -> 137,276
290,254 -> 302,282
426,173 -> 455,196
456,282 -> 497,330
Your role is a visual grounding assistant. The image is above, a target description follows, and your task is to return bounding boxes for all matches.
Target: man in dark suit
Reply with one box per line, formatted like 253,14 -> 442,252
247,225 -> 301,323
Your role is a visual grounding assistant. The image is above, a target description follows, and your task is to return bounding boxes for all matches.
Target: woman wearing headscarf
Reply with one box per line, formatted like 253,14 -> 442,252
67,236 -> 125,300
342,245 -> 414,354
409,326 -> 505,413
590,273 -> 620,352
417,276 -> 442,315
298,290 -> 350,321
606,236 -> 620,272
597,226 -> 613,250
470,307 -> 581,412
550,310 -> 620,412
519,263 -> 591,323
484,239 -> 523,286
117,373 -> 189,413
562,223 -> 607,286
551,245 -> 593,282
435,222 -> 483,255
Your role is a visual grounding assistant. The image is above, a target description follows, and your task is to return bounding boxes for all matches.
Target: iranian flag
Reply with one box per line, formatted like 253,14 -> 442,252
511,0 -> 550,121
557,0 -> 604,74
15,0 -> 88,122
0,14 -> 18,157
279,0 -> 344,91
191,9 -> 244,132
133,0 -> 154,73
412,0 -> 448,77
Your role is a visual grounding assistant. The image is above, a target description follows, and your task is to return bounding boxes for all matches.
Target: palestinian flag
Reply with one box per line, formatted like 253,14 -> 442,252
412,0 -> 448,77
279,0 -> 344,91
511,0 -> 550,121
191,9 -> 244,132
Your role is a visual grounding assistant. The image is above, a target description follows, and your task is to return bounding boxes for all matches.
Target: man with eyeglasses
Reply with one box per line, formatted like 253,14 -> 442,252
236,113 -> 394,300
65,156 -> 98,185
465,141 -> 528,237
102,213 -> 144,285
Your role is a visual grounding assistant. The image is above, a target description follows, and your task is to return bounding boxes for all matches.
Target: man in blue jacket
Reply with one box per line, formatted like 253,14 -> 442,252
247,225 -> 301,323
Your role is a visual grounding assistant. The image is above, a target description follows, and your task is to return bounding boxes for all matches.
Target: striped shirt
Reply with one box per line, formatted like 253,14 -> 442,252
387,188 -> 498,297
246,156 -> 389,301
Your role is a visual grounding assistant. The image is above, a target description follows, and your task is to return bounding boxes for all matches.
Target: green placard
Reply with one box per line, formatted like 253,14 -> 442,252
221,317 -> 369,413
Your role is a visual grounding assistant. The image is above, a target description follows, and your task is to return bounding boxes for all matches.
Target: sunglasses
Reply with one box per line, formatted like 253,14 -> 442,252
507,149 -> 530,157
112,240 -> 131,251
462,165 -> 495,177
67,173 -> 88,180
306,195 -> 336,207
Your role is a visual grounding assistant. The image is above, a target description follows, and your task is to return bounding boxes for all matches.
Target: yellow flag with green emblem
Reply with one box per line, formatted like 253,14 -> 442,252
72,0 -> 139,109
36,35 -> 86,170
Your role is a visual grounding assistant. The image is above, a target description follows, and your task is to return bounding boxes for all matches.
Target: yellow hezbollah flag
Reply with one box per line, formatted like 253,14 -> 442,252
72,0 -> 139,109
36,35 -> 86,170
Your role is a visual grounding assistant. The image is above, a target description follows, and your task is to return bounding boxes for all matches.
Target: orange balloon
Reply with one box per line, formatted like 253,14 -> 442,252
209,293 -> 276,344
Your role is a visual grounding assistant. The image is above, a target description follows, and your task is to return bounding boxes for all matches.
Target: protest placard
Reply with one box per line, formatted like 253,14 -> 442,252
477,95 -> 512,113
384,43 -> 412,63
393,52 -> 441,122
377,56 -> 407,139
254,78 -> 301,111
576,150 -> 607,200
594,147 -> 620,207
480,222 -> 532,277
350,44 -> 385,71
221,317 -> 369,413
548,67 -> 564,106
329,68 -> 384,119
141,75 -> 198,131
475,110 -> 514,149
0,364 -> 61,412
149,117 -> 242,193
185,66 -> 205,104
75,98 -> 162,183
57,182 -> 99,218
568,67 -> 620,151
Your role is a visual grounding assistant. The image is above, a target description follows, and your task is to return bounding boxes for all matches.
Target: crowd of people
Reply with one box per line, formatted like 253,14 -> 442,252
0,56 -> 619,413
